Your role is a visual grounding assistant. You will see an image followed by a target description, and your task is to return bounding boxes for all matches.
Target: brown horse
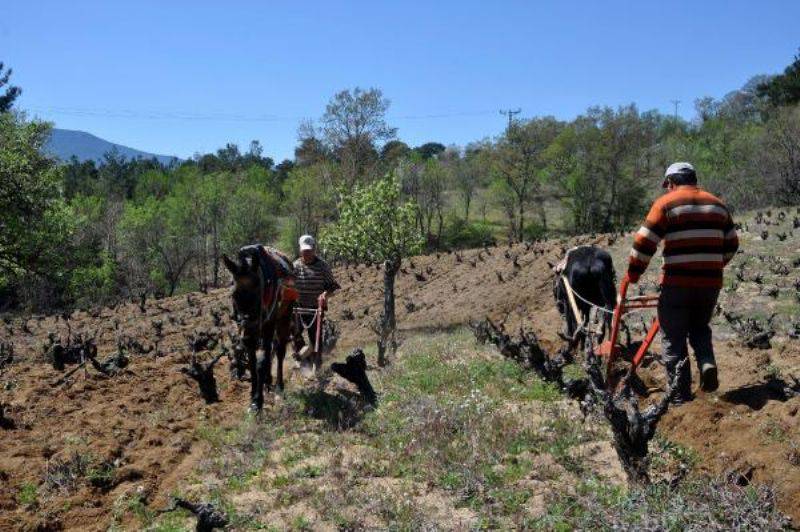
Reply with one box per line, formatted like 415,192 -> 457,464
222,245 -> 298,411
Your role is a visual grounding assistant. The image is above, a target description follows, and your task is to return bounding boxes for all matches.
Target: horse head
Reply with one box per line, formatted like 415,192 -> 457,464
222,250 -> 262,328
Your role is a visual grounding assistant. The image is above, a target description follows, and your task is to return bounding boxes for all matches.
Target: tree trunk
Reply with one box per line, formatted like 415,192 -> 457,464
436,211 -> 444,248
539,201 -> 548,233
377,258 -> 399,367
168,276 -> 178,297
211,221 -> 220,287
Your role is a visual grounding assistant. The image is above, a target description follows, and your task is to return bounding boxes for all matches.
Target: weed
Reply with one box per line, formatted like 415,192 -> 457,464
17,482 -> 38,508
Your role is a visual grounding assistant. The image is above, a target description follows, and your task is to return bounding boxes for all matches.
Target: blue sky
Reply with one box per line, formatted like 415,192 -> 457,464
3,1 -> 799,161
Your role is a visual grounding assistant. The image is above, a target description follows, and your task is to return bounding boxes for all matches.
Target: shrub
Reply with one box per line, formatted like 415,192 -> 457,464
67,251 -> 118,308
442,216 -> 496,249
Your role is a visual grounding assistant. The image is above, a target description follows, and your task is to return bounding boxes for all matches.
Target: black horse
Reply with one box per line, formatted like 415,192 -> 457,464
552,245 -> 617,340
223,245 -> 298,411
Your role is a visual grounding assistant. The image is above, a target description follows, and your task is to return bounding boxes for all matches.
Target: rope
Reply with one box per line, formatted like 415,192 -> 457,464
560,274 -> 656,318
295,309 -> 318,331
560,275 -> 615,316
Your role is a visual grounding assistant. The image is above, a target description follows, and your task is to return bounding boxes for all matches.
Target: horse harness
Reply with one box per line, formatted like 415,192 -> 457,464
237,245 -> 299,348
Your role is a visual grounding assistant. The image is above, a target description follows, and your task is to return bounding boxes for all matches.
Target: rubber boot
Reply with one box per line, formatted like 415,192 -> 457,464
666,359 -> 693,405
699,361 -> 719,392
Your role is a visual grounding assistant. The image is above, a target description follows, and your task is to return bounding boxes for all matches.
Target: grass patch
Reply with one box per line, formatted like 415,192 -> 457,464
357,330 -> 589,520
532,476 -> 790,530
17,482 -> 38,508
169,327 -> 790,529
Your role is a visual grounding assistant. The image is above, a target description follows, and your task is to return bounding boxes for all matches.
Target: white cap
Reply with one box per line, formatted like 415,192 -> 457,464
663,162 -> 695,188
299,234 -> 316,251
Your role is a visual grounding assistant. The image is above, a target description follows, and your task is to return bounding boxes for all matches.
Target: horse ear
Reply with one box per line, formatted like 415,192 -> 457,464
222,255 -> 240,277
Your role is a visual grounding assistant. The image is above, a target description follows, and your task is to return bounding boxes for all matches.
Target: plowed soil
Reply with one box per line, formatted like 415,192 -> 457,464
2,220 -> 799,530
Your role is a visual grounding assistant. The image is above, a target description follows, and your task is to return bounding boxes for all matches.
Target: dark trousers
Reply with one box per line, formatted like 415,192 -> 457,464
657,285 -> 720,397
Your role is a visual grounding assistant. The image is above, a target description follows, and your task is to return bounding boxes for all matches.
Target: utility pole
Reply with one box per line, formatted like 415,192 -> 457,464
500,108 -> 522,132
670,100 -> 681,122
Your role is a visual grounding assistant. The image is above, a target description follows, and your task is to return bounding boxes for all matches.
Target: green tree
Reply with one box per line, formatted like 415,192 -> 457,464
321,87 -> 397,186
455,143 -> 490,221
757,49 -> 800,107
418,158 -> 449,246
760,104 -> 800,202
117,196 -> 194,296
282,163 -> 336,251
221,184 -> 279,254
550,106 -> 656,233
0,62 -> 21,112
380,140 -> 412,165
0,113 -> 71,278
414,142 -> 446,160
62,157 -> 99,198
491,117 -> 562,239
322,176 -> 424,365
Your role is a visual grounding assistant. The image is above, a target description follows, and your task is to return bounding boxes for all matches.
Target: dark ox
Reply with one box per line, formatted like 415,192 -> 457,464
552,246 -> 617,340
223,246 -> 297,412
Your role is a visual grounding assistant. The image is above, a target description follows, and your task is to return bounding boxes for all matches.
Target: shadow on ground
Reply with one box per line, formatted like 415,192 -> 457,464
720,378 -> 800,410
296,387 -> 369,430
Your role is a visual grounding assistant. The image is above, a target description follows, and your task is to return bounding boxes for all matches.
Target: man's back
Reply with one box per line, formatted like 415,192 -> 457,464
629,185 -> 738,288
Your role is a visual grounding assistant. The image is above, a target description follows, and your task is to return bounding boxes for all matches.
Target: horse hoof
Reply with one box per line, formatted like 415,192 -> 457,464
248,402 -> 261,414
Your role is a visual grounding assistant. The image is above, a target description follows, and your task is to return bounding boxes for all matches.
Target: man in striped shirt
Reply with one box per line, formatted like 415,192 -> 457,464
293,234 -> 340,352
627,162 -> 739,403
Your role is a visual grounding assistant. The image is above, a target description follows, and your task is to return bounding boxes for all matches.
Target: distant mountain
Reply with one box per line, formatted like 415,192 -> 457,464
45,128 -> 180,166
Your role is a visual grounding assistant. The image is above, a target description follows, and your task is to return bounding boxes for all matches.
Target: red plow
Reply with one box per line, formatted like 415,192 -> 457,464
596,276 -> 660,388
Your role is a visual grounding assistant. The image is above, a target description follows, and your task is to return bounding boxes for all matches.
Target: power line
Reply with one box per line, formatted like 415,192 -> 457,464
27,105 -> 500,123
499,108 -> 521,131
670,99 -> 681,121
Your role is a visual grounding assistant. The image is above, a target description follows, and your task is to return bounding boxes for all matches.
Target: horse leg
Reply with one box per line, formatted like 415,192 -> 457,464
262,343 -> 273,396
245,338 -> 261,412
275,317 -> 292,392
275,340 -> 286,392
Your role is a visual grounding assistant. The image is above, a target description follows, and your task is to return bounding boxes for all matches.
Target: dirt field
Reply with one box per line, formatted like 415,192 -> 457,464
1,209 -> 799,529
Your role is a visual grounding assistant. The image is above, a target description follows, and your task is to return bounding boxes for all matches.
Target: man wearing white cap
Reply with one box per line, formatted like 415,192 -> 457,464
292,235 -> 340,362
626,162 -> 739,404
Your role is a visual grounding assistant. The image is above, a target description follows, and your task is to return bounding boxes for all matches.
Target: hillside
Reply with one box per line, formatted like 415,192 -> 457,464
45,128 -> 180,165
1,210 -> 799,530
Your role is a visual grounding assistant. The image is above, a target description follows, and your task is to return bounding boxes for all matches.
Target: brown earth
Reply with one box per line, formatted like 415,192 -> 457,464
1,219 -> 800,529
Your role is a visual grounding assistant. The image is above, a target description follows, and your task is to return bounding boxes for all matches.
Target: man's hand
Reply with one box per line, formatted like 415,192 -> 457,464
625,272 -> 640,285
318,291 -> 328,310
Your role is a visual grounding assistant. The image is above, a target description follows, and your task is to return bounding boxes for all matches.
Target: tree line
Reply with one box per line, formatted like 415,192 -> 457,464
1,50 -> 799,312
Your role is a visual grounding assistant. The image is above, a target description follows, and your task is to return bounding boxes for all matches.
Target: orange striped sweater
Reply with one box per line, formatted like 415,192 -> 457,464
627,185 -> 739,288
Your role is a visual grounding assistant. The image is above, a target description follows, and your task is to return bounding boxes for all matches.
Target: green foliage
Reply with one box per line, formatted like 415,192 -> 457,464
380,139 -> 411,163
414,141 -> 446,160
117,195 -> 194,296
0,112 -> 72,278
221,182 -> 279,253
757,49 -> 800,107
320,87 -> 397,185
17,482 -> 38,508
549,105 -> 654,233
282,163 -> 336,242
441,216 -> 495,249
7,73 -> 800,313
321,176 -> 424,265
0,62 -> 21,112
67,251 -> 117,308
491,117 -> 563,239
